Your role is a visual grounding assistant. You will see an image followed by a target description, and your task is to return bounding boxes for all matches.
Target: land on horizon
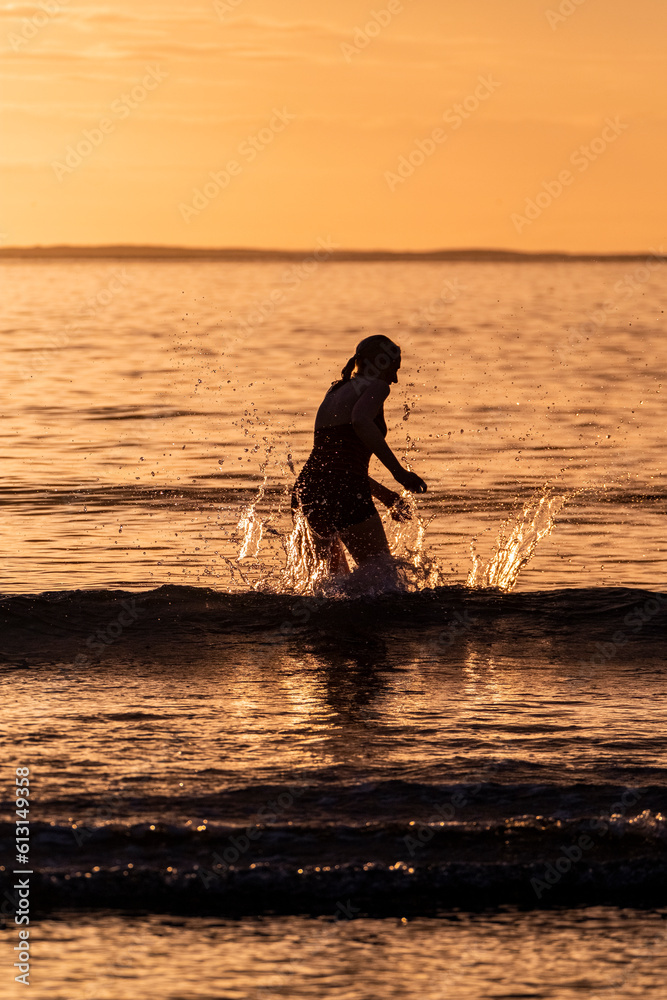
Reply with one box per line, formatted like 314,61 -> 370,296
0,245 -> 663,263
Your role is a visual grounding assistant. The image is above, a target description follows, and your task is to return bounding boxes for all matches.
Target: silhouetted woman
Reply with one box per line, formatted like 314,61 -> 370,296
291,335 -> 427,575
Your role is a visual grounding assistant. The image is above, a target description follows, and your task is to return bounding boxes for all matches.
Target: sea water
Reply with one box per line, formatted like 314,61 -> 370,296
0,259 -> 665,998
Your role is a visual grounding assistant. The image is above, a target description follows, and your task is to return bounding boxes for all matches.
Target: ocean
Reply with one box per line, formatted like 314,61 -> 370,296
1,257 -> 665,998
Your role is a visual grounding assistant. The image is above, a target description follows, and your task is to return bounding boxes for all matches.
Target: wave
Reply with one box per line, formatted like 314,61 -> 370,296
3,779 -> 666,916
1,583 -> 665,666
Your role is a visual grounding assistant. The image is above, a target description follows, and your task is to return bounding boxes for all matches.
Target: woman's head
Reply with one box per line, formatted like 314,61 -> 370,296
354,336 -> 401,381
331,335 -> 401,392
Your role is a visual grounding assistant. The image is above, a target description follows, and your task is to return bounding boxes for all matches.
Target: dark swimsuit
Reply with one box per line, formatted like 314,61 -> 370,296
291,409 -> 387,539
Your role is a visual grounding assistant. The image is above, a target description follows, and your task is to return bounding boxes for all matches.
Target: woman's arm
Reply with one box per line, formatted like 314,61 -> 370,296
369,478 -> 413,521
351,382 -> 403,477
368,477 -> 398,506
351,382 -> 427,493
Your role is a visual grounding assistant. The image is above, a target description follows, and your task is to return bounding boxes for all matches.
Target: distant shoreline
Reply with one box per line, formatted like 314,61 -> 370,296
0,245 -> 664,263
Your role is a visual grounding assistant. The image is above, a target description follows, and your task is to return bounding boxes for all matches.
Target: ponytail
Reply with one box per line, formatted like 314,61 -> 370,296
327,354 -> 357,394
340,355 -> 356,382
325,335 -> 399,394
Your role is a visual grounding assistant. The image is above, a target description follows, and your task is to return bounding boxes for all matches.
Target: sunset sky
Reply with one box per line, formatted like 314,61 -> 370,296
2,0 -> 666,251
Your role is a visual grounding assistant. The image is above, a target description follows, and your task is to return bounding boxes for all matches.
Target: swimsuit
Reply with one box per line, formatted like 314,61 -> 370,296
291,410 -> 387,539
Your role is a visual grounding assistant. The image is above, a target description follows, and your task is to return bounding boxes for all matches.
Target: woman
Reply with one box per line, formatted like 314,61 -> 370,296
291,335 -> 427,575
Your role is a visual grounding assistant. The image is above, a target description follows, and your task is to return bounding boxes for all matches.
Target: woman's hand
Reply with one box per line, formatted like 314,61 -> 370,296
389,496 -> 413,522
371,484 -> 413,521
395,468 -> 427,494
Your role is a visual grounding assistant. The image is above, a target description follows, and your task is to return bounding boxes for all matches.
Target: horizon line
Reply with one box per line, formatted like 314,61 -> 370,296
0,244 -> 664,262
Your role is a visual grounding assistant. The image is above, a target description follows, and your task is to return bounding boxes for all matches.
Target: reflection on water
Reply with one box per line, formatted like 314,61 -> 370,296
1,260 -> 665,998
4,614 -> 667,806
1,909 -> 665,1000
0,259 -> 665,594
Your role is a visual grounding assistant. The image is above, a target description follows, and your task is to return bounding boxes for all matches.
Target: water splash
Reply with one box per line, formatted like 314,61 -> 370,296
280,508 -> 330,595
467,487 -> 570,593
236,443 -> 277,561
236,483 -> 265,560
239,479 -> 568,597
278,495 -> 443,597
387,494 -> 444,590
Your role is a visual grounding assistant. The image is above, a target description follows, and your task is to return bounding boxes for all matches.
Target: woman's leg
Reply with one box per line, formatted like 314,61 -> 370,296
309,530 -> 350,575
339,513 -> 391,566
327,535 -> 351,575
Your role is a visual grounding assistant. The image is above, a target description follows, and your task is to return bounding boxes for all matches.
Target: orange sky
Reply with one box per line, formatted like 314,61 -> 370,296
1,0 -> 666,251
